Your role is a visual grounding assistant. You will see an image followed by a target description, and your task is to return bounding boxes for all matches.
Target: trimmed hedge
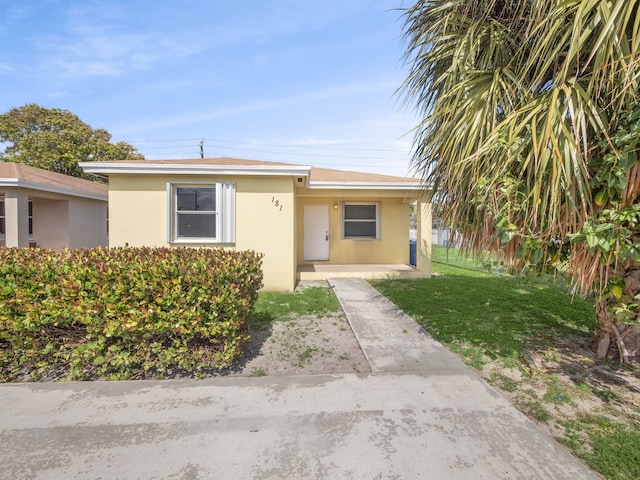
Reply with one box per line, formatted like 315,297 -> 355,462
0,247 -> 263,381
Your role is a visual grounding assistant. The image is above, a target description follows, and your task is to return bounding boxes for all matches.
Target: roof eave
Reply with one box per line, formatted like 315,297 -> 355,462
308,181 -> 424,190
0,178 -> 108,201
79,162 -> 313,177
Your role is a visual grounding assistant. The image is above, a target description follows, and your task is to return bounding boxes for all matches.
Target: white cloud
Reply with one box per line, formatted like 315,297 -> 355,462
117,78 -> 401,135
25,4 -> 204,81
0,63 -> 15,75
33,30 -> 157,78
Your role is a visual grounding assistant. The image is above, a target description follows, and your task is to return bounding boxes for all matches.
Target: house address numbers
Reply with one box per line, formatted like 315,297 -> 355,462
271,196 -> 283,211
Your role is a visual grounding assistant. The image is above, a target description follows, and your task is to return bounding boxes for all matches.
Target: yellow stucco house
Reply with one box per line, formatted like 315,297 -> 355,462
81,158 -> 431,291
0,162 -> 108,249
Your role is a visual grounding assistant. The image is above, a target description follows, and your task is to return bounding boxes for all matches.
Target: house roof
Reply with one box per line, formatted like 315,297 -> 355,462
0,162 -> 108,201
79,157 -> 424,190
308,167 -> 421,189
99,157 -> 298,167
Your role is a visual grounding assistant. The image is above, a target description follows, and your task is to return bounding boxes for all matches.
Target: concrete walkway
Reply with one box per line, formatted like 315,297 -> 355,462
0,278 -> 600,480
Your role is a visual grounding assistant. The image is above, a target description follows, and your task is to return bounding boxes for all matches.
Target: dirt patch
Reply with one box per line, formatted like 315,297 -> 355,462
481,339 -> 640,438
225,313 -> 370,377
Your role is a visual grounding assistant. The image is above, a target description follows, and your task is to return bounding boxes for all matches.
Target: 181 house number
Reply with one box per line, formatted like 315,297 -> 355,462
271,196 -> 283,211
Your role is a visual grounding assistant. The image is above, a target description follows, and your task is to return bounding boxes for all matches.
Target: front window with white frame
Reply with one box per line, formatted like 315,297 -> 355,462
168,183 -> 236,243
342,202 -> 380,239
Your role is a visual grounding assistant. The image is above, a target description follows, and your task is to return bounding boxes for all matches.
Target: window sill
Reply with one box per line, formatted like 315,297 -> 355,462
171,238 -> 219,244
170,239 -> 236,246
342,237 -> 379,241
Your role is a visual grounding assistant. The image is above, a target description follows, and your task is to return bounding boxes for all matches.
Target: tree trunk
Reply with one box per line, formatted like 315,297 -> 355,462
593,262 -> 640,363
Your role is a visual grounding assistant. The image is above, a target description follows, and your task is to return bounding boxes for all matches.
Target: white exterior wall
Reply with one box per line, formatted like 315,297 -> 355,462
3,187 -> 30,247
67,198 -> 108,248
32,198 -> 69,249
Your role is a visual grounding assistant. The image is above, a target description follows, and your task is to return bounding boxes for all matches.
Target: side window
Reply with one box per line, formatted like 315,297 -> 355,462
0,200 -> 33,237
0,201 -> 4,236
28,201 -> 33,236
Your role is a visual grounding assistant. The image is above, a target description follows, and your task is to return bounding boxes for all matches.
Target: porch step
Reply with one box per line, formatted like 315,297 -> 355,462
297,264 -> 424,281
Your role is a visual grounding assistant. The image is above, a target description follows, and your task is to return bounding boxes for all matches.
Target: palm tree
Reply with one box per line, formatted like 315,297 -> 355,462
400,0 -> 640,362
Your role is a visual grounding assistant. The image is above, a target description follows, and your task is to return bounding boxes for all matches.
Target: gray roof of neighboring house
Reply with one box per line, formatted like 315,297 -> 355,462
0,161 -> 108,200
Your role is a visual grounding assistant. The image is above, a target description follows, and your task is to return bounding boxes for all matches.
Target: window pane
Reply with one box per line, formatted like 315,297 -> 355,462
177,213 -> 216,238
0,218 -> 4,235
177,188 -> 196,211
177,187 -> 216,211
344,221 -> 376,237
195,188 -> 216,210
345,204 -> 376,220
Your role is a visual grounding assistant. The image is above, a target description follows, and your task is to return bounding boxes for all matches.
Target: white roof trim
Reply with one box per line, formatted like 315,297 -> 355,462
308,180 -> 423,190
79,162 -> 312,177
0,178 -> 108,201
78,162 -> 425,190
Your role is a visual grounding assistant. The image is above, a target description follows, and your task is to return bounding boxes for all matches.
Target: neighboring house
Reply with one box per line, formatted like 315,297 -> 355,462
0,162 -> 108,249
80,158 -> 431,291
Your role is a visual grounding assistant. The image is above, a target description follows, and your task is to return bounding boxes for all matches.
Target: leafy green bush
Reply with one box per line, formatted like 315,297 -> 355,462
0,247 -> 263,381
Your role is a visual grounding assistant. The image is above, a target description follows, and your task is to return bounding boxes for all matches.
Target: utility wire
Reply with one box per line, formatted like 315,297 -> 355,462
131,138 -> 411,162
130,137 -> 409,153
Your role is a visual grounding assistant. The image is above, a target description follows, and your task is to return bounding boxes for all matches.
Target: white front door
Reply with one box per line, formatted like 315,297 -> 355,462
304,204 -> 329,261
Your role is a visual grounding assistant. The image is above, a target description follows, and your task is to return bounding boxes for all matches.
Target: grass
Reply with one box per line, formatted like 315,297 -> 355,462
371,249 -> 640,480
250,286 -> 342,329
372,262 -> 594,367
432,245 -> 572,289
431,245 -> 499,271
249,367 -> 268,377
560,416 -> 640,480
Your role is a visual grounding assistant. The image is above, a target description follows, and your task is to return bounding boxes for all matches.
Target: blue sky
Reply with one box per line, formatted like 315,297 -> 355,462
0,0 -> 419,177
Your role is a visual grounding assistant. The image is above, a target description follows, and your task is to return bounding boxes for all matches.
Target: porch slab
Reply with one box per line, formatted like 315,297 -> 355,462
297,263 -> 425,281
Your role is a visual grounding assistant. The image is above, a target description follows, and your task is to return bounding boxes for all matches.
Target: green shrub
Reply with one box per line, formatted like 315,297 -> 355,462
0,247 -> 263,381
